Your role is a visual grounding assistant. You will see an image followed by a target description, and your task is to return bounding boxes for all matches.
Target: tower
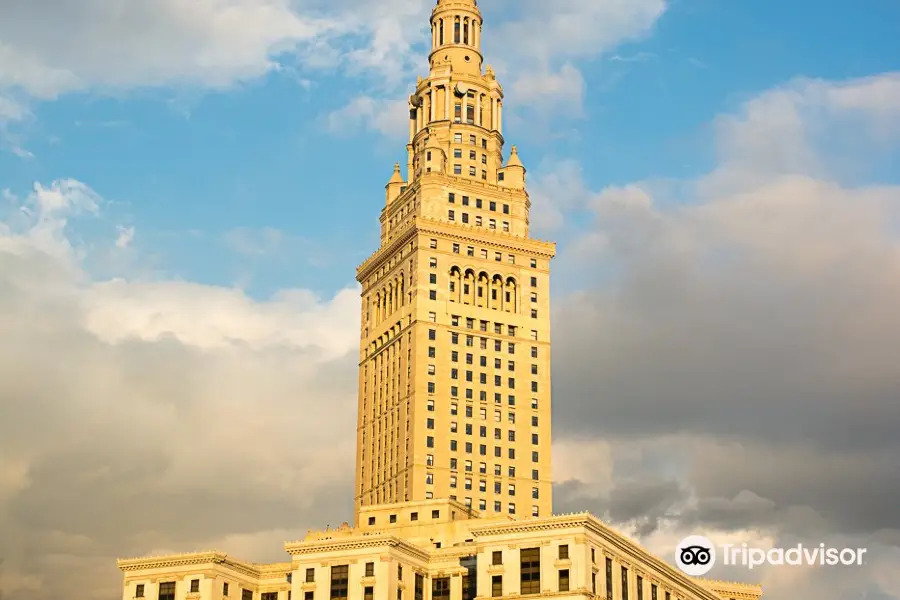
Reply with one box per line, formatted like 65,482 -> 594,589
354,0 -> 556,525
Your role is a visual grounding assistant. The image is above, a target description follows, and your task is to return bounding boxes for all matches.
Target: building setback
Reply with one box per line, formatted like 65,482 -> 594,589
117,2 -> 763,600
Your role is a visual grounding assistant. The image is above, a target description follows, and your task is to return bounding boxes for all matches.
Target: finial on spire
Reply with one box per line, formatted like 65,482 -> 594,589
389,163 -> 404,183
506,146 -> 523,168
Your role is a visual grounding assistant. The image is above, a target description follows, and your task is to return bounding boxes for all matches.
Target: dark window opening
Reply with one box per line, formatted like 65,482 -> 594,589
520,548 -> 541,594
158,583 -> 176,600
331,565 -> 349,600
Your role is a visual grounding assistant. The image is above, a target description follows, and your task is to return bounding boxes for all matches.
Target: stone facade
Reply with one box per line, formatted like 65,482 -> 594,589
116,2 -> 763,600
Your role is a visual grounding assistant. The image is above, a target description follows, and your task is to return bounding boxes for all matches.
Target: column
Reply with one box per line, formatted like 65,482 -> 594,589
417,104 -> 423,131
445,85 -> 451,120
473,21 -> 478,48
462,95 -> 467,124
409,110 -> 416,141
497,101 -> 502,133
491,97 -> 497,130
475,94 -> 482,127
430,89 -> 436,122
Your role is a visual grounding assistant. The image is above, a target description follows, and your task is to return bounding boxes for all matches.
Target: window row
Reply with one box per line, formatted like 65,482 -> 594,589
425,419 -> 541,444
428,256 -> 542,279
425,437 -> 540,460
443,495 -> 536,516
429,239 -> 540,269
452,133 -> 489,148
426,473 -> 540,494
426,390 -> 541,411
448,193 -> 510,214
447,209 -> 509,229
428,401 -> 540,426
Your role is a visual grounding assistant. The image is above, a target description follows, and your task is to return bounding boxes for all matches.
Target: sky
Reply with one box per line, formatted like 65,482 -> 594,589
1,0 -> 899,599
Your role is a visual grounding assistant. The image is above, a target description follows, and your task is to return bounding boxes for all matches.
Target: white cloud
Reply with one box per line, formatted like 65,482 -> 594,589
706,73 -> 900,195
487,0 -> 666,111
0,0 -> 335,99
327,95 -> 411,139
0,180 -> 361,598
326,0 -> 667,135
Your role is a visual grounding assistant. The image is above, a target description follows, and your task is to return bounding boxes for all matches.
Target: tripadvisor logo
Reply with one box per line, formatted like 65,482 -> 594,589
675,536 -> 868,574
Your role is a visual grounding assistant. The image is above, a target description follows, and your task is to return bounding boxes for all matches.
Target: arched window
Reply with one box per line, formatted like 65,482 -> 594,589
505,277 -> 517,313
463,18 -> 469,44
491,275 -> 503,310
477,272 -> 489,307
449,267 -> 462,303
454,17 -> 461,43
439,19 -> 444,45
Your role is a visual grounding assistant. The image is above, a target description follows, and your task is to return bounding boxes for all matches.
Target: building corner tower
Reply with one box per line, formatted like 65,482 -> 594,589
354,0 -> 556,526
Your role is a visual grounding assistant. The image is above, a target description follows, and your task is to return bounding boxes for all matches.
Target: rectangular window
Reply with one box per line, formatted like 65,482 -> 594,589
365,562 -> 375,577
448,209 -> 455,220
520,548 -> 541,594
223,583 -> 229,597
190,580 -> 200,593
364,588 -> 374,600
559,570 -> 570,592
453,243 -> 460,253
606,559 -> 613,600
454,148 -> 462,158
449,192 -> 455,203
432,577 -> 450,600
136,584 -> 145,598
638,576 -> 643,600
262,594 -> 277,600
559,545 -> 569,559
415,574 -> 424,600
242,591 -> 252,600
454,164 -> 462,174
652,584 -> 658,600
622,567 -> 629,600
491,576 -> 502,598
158,583 -> 176,600
454,133 -> 462,143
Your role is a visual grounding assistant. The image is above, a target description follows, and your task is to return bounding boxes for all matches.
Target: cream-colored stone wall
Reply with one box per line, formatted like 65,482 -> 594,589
355,0 -> 556,522
118,511 -> 762,600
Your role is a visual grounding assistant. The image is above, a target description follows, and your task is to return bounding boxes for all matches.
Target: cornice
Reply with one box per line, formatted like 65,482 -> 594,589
115,551 -> 279,580
467,513 -> 753,600
284,535 -> 430,563
699,578 -> 763,599
357,222 -> 419,281
415,217 -> 555,255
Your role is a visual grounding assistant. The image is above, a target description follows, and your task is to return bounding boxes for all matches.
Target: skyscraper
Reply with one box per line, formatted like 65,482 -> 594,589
354,0 -> 555,522
117,3 -> 762,599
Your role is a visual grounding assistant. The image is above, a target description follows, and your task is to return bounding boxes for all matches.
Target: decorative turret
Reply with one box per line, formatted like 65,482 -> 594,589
385,163 -> 406,205
498,145 -> 525,188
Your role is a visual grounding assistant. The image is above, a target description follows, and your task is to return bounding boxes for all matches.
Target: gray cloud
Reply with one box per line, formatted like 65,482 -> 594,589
529,76 -> 900,599
0,184 -> 360,599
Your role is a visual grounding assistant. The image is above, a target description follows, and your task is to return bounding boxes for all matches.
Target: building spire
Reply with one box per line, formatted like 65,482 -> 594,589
429,0 -> 484,76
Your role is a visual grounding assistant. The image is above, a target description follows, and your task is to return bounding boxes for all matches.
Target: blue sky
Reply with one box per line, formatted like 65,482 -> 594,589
3,0 -> 897,298
2,2 -> 900,599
